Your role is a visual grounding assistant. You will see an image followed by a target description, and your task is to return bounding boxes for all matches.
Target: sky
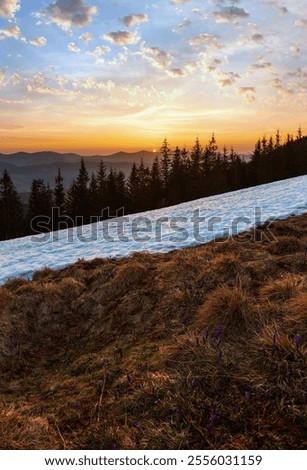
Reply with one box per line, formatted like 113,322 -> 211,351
0,0 -> 306,155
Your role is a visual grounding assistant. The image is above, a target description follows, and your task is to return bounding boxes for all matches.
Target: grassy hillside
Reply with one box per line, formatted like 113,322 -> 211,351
0,214 -> 306,449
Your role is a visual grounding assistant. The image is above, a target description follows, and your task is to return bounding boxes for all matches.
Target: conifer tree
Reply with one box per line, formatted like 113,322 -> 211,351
160,138 -> 171,202
127,163 -> 140,213
28,178 -> 53,233
149,156 -> 162,208
89,172 -> 100,217
65,158 -> 90,224
0,169 -> 24,240
169,146 -> 183,204
96,160 -> 107,215
54,168 -> 65,210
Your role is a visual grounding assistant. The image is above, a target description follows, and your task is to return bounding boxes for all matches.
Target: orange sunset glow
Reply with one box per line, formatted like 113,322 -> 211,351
0,0 -> 306,155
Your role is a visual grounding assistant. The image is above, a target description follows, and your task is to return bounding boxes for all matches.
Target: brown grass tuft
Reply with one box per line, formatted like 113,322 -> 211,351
0,287 -> 14,311
284,292 -> 307,336
268,236 -> 306,255
32,267 -> 54,281
196,285 -> 259,336
57,277 -> 85,302
3,277 -> 30,291
260,274 -> 305,302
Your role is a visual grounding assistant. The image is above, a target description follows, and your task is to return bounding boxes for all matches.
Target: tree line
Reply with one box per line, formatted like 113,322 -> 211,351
0,130 -> 306,241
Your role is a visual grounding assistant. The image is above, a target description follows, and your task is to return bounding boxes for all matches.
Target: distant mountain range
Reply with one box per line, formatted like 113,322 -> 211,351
0,150 -> 158,192
0,149 -> 251,193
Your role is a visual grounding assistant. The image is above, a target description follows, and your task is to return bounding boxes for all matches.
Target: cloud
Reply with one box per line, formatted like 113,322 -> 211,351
271,78 -> 294,96
141,45 -> 173,69
30,36 -> 47,47
265,1 -> 288,15
0,0 -> 20,18
214,6 -> 249,23
36,0 -> 97,31
0,25 -> 21,40
11,72 -> 21,85
89,45 -> 110,58
238,86 -> 256,102
0,69 -> 6,87
289,45 -> 300,54
103,31 -> 140,45
166,68 -> 186,77
294,18 -> 307,29
173,18 -> 191,33
171,0 -> 192,4
218,71 -> 240,87
250,62 -> 273,70
239,87 -> 256,93
251,33 -> 264,42
79,32 -> 93,43
121,13 -> 148,27
189,33 -> 223,49
68,42 -> 81,53
185,61 -> 199,73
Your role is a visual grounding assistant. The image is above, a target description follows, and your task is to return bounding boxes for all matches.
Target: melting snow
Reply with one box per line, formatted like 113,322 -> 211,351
0,175 -> 307,284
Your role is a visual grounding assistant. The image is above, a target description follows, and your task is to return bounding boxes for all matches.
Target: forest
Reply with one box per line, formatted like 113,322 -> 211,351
0,129 -> 306,241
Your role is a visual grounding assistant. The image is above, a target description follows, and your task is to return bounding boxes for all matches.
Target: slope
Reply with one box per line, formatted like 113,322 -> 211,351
0,213 -> 306,449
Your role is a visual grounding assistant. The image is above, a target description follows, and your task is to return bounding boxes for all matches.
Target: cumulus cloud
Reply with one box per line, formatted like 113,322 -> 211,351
239,86 -> 256,93
294,18 -> 307,29
171,0 -> 192,4
36,0 -> 97,31
271,78 -> 293,96
247,23 -> 264,43
215,71 -> 240,87
121,13 -> 148,27
265,1 -> 288,15
30,36 -> 47,47
251,33 -> 264,42
0,25 -> 20,40
238,86 -> 256,102
289,45 -> 300,55
79,32 -> 93,43
68,42 -> 81,53
141,45 -> 173,69
173,18 -> 191,33
103,31 -> 140,45
0,0 -> 20,18
89,45 -> 110,58
185,61 -> 199,73
250,62 -> 273,70
166,68 -> 186,77
0,69 -> 6,87
214,6 -> 249,23
11,72 -> 21,85
189,33 -> 223,49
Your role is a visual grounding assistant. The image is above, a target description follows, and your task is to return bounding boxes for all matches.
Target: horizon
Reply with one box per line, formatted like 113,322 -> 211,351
0,1 -> 306,154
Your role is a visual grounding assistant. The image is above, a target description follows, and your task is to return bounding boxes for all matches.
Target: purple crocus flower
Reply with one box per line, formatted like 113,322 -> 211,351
295,334 -> 302,349
204,329 -> 209,340
233,404 -> 240,413
244,391 -> 251,400
210,412 -> 217,422
215,326 -> 223,340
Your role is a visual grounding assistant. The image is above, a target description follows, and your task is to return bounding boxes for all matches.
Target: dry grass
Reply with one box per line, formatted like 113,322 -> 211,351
196,285 -> 259,336
0,212 -> 307,449
260,274 -> 305,302
268,236 -> 306,255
